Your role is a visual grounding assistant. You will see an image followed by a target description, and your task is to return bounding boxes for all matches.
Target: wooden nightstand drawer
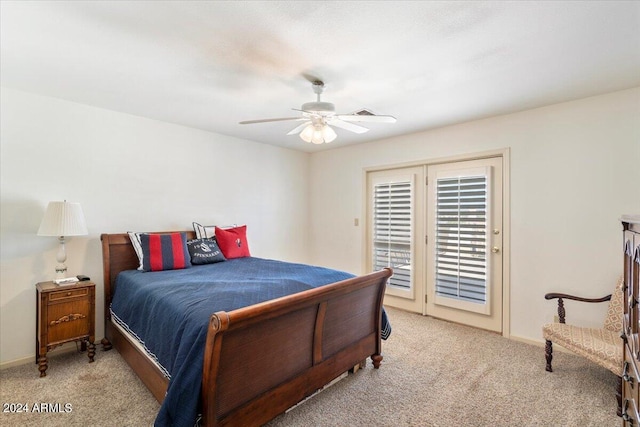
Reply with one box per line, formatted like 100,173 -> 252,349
47,298 -> 90,344
35,280 -> 96,377
49,287 -> 88,302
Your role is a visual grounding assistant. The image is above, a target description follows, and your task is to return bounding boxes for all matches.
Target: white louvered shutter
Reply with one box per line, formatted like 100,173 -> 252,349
435,172 -> 490,307
372,179 -> 413,292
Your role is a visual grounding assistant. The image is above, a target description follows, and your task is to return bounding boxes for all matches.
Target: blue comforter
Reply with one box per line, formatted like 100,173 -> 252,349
110,257 -> 389,427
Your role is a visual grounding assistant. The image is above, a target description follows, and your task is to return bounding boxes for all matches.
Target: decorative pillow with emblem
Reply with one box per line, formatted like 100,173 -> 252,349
187,238 -> 227,265
215,225 -> 251,259
140,232 -> 191,272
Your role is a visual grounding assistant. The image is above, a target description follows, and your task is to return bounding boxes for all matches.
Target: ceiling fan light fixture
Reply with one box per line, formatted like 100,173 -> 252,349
300,124 -> 315,143
311,124 -> 325,144
299,123 -> 335,144
241,79 -> 395,145
321,124 -> 337,143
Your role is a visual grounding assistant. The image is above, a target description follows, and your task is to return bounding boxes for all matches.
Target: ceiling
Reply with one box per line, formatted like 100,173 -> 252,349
1,1 -> 639,153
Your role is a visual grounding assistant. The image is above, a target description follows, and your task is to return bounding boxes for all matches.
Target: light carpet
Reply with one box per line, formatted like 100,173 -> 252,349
0,307 -> 618,426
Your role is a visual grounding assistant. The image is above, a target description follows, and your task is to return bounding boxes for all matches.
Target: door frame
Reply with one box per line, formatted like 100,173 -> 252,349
362,148 -> 511,338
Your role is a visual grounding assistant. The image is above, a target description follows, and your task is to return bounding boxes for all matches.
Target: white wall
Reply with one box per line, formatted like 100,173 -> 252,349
2,86 -> 638,366
308,87 -> 640,343
0,87 -> 310,365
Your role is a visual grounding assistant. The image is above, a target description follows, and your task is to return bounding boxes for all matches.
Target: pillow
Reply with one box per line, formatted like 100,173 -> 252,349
140,232 -> 191,272
192,222 -> 215,239
193,222 -> 238,239
187,238 -> 226,265
215,225 -> 251,259
128,231 -> 145,271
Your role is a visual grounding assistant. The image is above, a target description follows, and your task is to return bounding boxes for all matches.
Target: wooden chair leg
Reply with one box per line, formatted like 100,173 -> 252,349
545,340 -> 553,372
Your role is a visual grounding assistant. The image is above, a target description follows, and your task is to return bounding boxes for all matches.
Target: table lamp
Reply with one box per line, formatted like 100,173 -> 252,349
37,201 -> 88,279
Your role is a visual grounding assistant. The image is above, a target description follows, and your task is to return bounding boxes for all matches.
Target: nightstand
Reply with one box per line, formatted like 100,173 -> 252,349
35,281 -> 96,377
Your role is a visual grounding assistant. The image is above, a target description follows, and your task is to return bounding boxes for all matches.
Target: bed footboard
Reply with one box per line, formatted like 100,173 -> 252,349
201,268 -> 391,427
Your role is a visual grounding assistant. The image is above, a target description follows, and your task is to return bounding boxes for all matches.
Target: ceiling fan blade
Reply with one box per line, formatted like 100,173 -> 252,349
336,114 -> 397,123
328,119 -> 369,134
286,121 -> 311,135
239,117 -> 302,125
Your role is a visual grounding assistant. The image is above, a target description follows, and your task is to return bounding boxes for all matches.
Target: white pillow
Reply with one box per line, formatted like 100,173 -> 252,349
192,222 -> 215,239
192,222 -> 237,239
127,231 -> 145,271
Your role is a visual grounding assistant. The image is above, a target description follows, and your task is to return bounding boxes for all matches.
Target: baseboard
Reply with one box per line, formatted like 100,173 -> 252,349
385,306 -> 572,354
1,342 -> 84,370
2,332 -> 571,370
509,334 -> 571,353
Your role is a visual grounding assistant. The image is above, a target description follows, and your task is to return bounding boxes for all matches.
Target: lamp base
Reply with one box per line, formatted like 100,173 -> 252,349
55,265 -> 68,280
55,236 -> 68,280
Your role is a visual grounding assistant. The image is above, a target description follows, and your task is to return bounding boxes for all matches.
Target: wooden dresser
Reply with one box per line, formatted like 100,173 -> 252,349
622,215 -> 640,425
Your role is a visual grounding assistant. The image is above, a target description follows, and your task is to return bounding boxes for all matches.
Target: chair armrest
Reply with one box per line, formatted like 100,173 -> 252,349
544,293 -> 612,303
544,293 -> 612,324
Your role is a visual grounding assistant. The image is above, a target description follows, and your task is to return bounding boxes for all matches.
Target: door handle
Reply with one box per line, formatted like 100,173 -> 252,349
491,247 -> 500,253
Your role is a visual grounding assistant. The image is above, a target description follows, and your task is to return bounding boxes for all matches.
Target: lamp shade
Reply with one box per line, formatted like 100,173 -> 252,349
37,201 -> 88,237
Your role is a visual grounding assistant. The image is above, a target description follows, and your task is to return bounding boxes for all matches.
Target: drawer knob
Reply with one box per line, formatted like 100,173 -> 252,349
66,292 -> 72,296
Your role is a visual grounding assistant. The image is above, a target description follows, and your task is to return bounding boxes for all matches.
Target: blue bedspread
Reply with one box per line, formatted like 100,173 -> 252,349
110,257 -> 389,427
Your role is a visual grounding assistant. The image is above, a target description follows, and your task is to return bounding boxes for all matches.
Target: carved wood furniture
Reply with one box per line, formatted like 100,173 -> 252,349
100,231 -> 391,426
622,216 -> 640,425
35,281 -> 96,377
542,276 -> 624,415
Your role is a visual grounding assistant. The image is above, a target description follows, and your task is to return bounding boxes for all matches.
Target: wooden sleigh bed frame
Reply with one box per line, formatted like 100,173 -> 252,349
100,231 -> 391,426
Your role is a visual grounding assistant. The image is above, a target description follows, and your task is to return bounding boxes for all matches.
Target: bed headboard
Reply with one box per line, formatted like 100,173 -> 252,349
100,231 -> 196,319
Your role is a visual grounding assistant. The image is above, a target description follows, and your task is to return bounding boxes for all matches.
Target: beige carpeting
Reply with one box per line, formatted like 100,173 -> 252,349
0,307 -> 619,426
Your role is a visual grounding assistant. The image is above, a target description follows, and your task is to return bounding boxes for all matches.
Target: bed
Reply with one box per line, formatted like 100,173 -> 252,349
100,231 -> 392,427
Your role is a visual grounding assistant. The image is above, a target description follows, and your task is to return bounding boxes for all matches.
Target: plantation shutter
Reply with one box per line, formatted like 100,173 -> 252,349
372,179 -> 413,292
434,172 -> 489,306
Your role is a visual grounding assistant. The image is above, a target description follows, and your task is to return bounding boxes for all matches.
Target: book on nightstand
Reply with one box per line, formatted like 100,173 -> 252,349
53,277 -> 79,286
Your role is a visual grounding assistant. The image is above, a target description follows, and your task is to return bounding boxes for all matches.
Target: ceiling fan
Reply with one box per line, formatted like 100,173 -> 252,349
239,80 -> 396,144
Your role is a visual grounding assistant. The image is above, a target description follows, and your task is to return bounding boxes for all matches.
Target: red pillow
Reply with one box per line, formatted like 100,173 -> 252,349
215,225 -> 251,259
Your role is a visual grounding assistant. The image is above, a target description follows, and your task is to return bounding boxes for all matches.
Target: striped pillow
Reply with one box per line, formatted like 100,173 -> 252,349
140,233 -> 191,272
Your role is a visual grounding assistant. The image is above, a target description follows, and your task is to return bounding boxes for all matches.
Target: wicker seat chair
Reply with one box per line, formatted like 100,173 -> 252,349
542,276 -> 624,416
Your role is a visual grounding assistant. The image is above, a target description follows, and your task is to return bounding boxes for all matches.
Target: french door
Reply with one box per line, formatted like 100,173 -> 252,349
367,167 -> 424,313
367,156 -> 504,333
426,157 -> 503,333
